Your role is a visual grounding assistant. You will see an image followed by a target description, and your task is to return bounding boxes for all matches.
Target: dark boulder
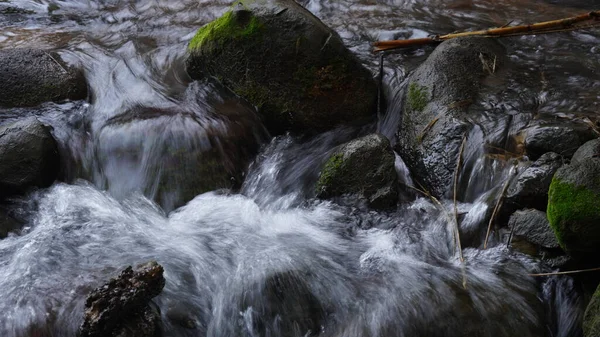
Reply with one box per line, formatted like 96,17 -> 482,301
509,209 -> 560,249
547,158 -> 600,255
0,48 -> 87,107
572,138 -> 600,163
95,81 -> 268,211
80,261 -> 165,337
316,134 -> 398,209
0,117 -> 60,199
524,124 -> 594,161
585,283 -> 600,337
186,0 -> 377,134
394,37 -> 506,198
0,209 -> 22,239
503,152 -> 563,214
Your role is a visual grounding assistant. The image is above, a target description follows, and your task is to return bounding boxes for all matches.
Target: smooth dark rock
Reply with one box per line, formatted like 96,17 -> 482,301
80,261 -> 165,337
524,124 -> 594,160
186,0 -> 377,134
508,209 -> 559,249
0,209 -> 22,239
584,283 -> 600,337
547,158 -> 600,255
394,37 -> 506,199
0,48 -> 87,107
504,152 -> 563,213
316,134 -> 399,209
0,117 -> 60,199
572,138 -> 600,163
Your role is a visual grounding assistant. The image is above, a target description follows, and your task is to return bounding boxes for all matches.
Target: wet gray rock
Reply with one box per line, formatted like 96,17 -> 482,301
0,209 -> 22,239
0,48 -> 87,107
584,283 -> 600,337
503,152 -> 563,213
186,0 -> 377,134
572,138 -> 600,163
394,37 -> 506,198
0,117 -> 60,199
80,261 -> 165,337
508,209 -> 559,249
316,134 -> 399,209
524,124 -> 594,160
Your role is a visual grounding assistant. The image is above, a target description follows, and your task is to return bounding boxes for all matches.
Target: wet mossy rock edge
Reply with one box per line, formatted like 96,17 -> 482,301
316,133 -> 399,209
547,158 -> 600,255
185,0 -> 378,135
395,37 -> 506,198
0,49 -> 87,107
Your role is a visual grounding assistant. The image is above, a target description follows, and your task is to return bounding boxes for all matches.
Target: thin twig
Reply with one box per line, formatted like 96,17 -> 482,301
453,135 -> 467,262
530,267 -> 600,277
484,165 -> 516,249
43,51 -> 68,74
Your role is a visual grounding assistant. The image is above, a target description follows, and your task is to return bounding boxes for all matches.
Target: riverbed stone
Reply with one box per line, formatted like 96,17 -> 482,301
0,209 -> 21,239
584,283 -> 600,337
79,261 -> 165,337
572,138 -> 600,163
0,117 -> 60,199
0,48 -> 87,107
394,37 -> 506,198
316,133 -> 398,209
508,209 -> 560,249
186,0 -> 378,134
547,158 -> 600,255
503,152 -> 563,214
524,124 -> 594,160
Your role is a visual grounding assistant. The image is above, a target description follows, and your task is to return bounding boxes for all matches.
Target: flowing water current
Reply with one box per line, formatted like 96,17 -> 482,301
1,0 -> 600,336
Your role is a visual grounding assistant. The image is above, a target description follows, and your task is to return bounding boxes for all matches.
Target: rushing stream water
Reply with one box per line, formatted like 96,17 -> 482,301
1,0 -> 600,336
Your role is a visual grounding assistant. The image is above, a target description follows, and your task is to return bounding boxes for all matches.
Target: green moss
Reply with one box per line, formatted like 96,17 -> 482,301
407,82 -> 429,112
547,178 -> 600,250
316,153 -> 345,194
188,10 -> 264,51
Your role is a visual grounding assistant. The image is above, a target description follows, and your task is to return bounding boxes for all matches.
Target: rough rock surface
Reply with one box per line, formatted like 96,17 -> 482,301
508,209 -> 560,249
524,124 -> 594,160
0,117 -> 60,199
316,133 -> 398,209
0,48 -> 87,107
547,158 -> 600,255
572,138 -> 600,163
186,0 -> 377,134
394,37 -> 506,198
504,152 -> 563,213
80,261 -> 165,337
584,283 -> 600,337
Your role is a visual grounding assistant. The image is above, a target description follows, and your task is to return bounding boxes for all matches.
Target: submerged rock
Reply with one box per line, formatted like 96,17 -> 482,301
585,284 -> 600,337
80,261 -> 165,337
524,124 -> 594,160
503,152 -> 563,214
95,80 -> 267,211
394,37 -> 506,198
0,117 -> 60,199
186,0 -> 377,134
316,134 -> 398,209
547,158 -> 600,255
572,138 -> 600,163
0,48 -> 87,107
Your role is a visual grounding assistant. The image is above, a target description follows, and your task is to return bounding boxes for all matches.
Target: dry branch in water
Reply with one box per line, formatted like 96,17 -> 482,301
373,10 -> 600,52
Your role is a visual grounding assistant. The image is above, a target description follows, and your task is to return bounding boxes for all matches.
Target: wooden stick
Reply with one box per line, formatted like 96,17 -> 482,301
483,165 -> 516,249
373,10 -> 600,52
530,267 -> 600,277
453,135 -> 467,263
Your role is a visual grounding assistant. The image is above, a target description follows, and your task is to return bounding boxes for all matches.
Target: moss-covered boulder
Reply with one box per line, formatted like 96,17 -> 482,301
185,0 -> 377,135
0,49 -> 87,107
394,37 -> 506,198
584,283 -> 600,337
547,158 -> 600,255
0,117 -> 60,199
316,133 -> 398,209
95,81 -> 267,211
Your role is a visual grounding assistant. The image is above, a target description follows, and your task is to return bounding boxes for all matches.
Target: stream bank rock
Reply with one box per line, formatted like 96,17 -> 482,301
547,158 -> 600,255
572,138 -> 600,163
0,48 -> 87,107
316,134 -> 398,209
80,261 -> 165,337
0,117 -> 60,199
523,124 -> 595,160
394,37 -> 506,198
585,284 -> 600,337
186,0 -> 378,134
